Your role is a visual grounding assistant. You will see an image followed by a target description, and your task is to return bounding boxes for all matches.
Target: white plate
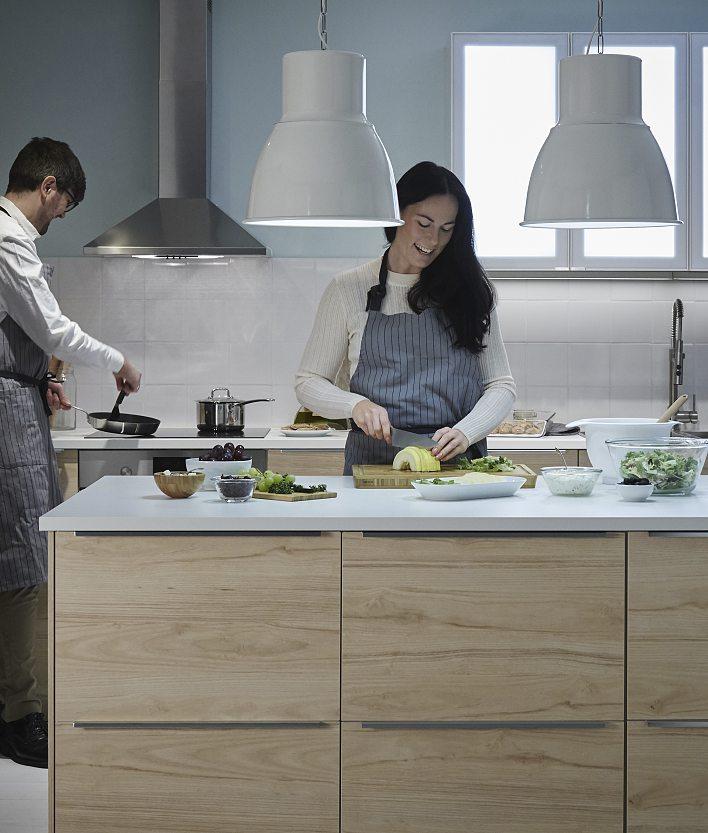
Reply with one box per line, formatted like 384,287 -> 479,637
412,476 -> 526,501
280,428 -> 333,437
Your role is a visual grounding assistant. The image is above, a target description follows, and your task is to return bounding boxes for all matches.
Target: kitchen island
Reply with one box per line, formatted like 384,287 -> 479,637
40,477 -> 708,833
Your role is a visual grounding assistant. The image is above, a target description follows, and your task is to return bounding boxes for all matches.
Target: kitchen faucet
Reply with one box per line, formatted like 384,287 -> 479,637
669,299 -> 699,427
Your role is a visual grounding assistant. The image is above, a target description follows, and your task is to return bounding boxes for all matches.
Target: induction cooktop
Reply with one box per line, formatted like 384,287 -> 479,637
86,427 -> 271,439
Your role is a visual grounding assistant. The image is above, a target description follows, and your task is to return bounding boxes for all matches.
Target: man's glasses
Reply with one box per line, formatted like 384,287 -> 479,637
62,188 -> 79,213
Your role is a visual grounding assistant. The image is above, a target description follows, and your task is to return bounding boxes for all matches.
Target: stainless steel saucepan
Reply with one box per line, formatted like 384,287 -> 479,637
196,387 -> 274,433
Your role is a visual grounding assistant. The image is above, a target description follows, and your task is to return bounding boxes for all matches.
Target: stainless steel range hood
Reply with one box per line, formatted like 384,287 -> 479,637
84,0 -> 266,257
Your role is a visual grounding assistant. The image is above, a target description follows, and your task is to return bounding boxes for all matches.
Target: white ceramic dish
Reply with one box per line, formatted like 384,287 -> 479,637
185,458 -> 252,490
411,476 -> 525,501
616,483 -> 654,502
280,428 -> 333,437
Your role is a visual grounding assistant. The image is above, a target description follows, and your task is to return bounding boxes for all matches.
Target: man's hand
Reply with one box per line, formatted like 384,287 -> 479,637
46,381 -> 71,413
113,359 -> 142,394
352,399 -> 392,444
431,427 -> 470,462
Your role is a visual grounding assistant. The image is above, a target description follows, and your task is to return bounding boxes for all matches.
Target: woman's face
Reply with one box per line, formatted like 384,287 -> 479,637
391,193 -> 458,272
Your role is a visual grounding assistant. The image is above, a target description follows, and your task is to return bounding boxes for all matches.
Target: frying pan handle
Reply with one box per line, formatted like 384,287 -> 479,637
237,398 -> 276,406
115,390 -> 127,408
72,404 -> 89,416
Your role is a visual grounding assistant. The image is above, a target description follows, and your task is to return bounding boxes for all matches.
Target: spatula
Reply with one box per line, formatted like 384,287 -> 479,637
658,394 -> 688,423
109,390 -> 127,420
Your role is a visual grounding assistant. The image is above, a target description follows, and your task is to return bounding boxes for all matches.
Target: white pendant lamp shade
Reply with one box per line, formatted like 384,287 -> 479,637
245,50 -> 402,227
522,54 -> 680,228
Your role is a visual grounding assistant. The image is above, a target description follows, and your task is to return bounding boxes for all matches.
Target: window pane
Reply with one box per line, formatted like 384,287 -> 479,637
464,45 -> 557,259
703,47 -> 708,258
583,45 -> 677,259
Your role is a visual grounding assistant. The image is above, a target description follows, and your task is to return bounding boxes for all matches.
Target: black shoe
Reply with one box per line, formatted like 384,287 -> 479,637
0,712 -> 48,768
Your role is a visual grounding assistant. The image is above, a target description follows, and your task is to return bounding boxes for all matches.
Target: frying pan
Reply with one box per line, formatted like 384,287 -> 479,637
73,391 -> 161,436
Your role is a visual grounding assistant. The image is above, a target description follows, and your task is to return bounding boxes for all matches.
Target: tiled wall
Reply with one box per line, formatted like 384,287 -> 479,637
45,256 -> 708,427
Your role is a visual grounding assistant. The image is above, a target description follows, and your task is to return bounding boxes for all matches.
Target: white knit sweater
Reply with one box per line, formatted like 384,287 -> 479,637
295,257 -> 516,445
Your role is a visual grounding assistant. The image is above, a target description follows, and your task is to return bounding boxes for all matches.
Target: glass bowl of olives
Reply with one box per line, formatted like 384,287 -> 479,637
186,443 -> 252,490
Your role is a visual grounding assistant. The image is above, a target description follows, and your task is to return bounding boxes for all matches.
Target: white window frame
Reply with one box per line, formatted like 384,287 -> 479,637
451,32 -> 570,271
568,33 -> 688,271
690,33 -> 708,270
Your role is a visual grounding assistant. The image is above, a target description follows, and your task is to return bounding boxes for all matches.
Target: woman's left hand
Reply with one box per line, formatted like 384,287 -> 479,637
431,427 -> 469,462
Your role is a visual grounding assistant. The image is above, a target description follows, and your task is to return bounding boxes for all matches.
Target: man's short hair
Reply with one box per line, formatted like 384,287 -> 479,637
7,137 -> 86,203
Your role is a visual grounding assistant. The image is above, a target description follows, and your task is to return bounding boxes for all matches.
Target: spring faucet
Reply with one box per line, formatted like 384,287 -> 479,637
669,299 -> 699,426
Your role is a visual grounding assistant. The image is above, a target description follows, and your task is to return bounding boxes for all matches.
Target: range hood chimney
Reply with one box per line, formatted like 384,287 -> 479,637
84,0 -> 266,257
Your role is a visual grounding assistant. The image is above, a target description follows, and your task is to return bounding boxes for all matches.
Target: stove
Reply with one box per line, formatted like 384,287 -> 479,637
86,427 -> 271,439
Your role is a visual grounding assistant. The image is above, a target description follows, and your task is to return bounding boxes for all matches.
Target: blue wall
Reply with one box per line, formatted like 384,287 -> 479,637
211,0 -> 708,257
3,1 -> 708,257
0,0 -> 158,257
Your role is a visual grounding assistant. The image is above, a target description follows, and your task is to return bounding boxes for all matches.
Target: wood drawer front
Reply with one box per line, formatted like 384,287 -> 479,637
342,722 -> 624,833
628,532 -> 708,718
342,532 -> 624,721
54,533 -> 340,722
56,450 -> 78,500
627,722 -> 708,833
494,450 -> 579,470
55,723 -> 339,833
267,450 -> 344,476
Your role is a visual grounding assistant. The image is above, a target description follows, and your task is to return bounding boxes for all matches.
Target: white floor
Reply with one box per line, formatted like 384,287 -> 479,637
0,753 -> 48,833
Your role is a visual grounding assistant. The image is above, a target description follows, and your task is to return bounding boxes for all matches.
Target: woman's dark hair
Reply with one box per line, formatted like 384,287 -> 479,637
385,161 -> 494,354
7,137 -> 86,203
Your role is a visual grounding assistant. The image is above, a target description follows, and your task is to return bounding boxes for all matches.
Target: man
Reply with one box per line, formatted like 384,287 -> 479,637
0,137 -> 141,768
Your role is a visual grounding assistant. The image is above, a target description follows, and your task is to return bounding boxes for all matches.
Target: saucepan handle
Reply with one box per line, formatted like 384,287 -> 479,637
236,398 -> 276,406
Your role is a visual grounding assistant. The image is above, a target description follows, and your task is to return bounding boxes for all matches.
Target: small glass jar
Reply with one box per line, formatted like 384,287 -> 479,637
213,476 -> 257,503
51,365 -> 77,430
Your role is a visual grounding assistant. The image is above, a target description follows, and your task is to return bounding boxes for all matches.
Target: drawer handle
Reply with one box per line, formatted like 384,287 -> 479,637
361,532 -> 614,539
72,721 -> 330,730
646,720 -> 708,728
648,532 -> 708,538
360,721 -> 608,730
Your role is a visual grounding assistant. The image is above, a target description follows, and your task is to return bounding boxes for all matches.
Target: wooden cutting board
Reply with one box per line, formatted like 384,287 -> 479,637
352,464 -> 537,490
252,491 -> 338,502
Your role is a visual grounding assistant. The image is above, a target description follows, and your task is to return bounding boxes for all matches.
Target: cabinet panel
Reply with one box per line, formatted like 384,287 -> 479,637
56,450 -> 78,500
267,450 -> 345,476
54,533 -> 340,722
55,723 -> 339,833
628,532 -> 708,717
342,722 -> 624,833
627,722 -> 708,833
494,450 -> 579,469
343,532 -> 624,720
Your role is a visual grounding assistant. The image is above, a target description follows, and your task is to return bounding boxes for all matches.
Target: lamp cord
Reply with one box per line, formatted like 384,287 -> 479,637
318,0 -> 328,50
585,0 -> 605,55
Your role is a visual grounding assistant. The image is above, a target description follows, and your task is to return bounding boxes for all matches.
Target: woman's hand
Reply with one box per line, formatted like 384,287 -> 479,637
352,399 -> 392,444
431,427 -> 469,462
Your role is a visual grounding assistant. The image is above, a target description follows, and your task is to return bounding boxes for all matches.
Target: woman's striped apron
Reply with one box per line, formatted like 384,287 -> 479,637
344,252 -> 487,474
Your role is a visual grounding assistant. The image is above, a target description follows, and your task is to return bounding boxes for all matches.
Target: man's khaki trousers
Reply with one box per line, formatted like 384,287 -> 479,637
0,584 -> 42,722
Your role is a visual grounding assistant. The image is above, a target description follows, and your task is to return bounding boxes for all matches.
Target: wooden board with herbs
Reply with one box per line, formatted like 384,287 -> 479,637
352,463 -> 537,490
251,490 -> 338,502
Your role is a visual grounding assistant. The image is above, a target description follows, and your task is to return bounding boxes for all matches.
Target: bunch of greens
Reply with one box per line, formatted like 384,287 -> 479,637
620,449 -> 698,493
457,455 -> 514,472
253,469 -> 327,494
417,478 -> 459,485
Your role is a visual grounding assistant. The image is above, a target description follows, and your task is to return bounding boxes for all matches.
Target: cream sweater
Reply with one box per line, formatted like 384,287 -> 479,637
295,258 -> 516,445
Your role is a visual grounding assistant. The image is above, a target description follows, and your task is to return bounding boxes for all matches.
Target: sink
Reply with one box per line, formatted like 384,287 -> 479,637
675,430 -> 708,439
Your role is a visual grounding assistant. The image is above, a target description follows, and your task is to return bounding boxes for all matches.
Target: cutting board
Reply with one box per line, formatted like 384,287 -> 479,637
252,491 -> 338,502
352,464 -> 537,490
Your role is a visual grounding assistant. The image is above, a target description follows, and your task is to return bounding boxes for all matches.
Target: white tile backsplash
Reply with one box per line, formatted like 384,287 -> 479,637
51,257 -> 708,427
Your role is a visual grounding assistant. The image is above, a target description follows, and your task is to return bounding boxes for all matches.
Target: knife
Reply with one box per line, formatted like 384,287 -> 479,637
391,427 -> 437,450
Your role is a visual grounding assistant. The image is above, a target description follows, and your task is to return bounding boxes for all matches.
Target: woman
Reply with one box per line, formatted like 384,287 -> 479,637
295,161 -> 516,474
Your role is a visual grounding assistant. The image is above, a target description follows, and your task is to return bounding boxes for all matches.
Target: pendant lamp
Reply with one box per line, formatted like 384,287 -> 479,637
244,1 -> 402,227
521,0 -> 680,229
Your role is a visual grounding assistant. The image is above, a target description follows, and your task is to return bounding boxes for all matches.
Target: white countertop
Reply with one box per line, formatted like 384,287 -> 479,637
51,425 -> 586,451
40,474 -> 708,533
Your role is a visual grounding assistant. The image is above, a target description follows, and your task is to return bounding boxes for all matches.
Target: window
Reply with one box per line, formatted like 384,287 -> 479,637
690,34 -> 708,269
452,33 -> 690,273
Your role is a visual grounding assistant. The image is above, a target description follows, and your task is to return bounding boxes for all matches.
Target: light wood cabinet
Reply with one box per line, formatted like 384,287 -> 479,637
55,450 -> 78,500
342,722 -> 624,833
267,449 -> 345,475
54,532 -> 340,722
627,721 -> 708,833
342,532 -> 624,721
495,449 -> 579,469
628,532 -> 708,718
55,723 -> 339,833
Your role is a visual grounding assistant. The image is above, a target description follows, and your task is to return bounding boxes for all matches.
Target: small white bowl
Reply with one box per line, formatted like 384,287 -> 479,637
616,483 -> 654,502
185,458 -> 252,490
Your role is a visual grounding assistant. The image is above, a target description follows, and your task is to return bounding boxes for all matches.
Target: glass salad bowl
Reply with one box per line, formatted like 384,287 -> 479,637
606,437 -> 708,495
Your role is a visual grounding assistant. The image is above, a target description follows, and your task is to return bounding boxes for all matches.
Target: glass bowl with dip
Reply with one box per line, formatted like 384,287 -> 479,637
540,466 -> 602,496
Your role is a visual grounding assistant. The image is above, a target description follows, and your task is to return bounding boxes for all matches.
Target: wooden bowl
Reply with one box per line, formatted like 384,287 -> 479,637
154,471 -> 205,499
